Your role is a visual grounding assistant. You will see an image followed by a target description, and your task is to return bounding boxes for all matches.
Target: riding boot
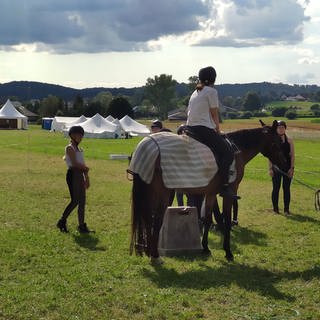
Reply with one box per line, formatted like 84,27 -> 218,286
57,218 -> 68,233
78,223 -> 91,234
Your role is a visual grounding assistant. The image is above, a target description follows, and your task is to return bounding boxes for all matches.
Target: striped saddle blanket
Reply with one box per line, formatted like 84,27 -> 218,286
128,132 -> 236,189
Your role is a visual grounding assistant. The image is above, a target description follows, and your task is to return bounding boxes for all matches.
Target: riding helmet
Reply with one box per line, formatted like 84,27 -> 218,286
151,120 -> 163,129
68,125 -> 84,136
277,120 -> 287,128
198,66 -> 216,84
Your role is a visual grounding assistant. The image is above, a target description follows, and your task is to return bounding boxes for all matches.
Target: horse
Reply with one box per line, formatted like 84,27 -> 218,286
211,119 -> 276,228
128,120 -> 287,264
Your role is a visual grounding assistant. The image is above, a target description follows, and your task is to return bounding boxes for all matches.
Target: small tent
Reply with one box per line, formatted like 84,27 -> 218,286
119,115 -> 150,136
0,99 -> 28,129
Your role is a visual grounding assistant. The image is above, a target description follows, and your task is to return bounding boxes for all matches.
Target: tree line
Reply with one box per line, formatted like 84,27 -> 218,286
5,75 -> 320,120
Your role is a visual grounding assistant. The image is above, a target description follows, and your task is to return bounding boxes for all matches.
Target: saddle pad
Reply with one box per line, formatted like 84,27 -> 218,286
129,132 -> 219,188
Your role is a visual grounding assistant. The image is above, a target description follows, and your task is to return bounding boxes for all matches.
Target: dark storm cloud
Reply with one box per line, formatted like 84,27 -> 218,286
0,0 -> 310,52
0,0 -> 208,52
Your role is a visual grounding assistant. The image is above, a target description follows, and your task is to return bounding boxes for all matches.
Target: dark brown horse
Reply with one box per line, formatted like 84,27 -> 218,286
129,120 -> 287,264
212,119 -> 276,228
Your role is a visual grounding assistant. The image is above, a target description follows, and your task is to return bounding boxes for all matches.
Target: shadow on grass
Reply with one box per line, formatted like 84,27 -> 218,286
73,233 -> 106,251
231,225 -> 268,246
204,225 -> 268,256
142,263 -> 320,301
286,212 -> 320,224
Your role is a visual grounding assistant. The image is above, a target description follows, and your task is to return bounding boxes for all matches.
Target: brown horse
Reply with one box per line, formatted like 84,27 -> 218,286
129,120 -> 287,264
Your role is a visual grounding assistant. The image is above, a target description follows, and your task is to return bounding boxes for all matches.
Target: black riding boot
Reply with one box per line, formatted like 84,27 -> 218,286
57,218 -> 68,233
78,223 -> 91,233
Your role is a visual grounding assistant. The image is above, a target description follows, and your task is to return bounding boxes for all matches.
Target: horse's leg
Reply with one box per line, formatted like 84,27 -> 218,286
232,199 -> 239,226
222,197 -> 233,261
201,196 -> 214,255
212,196 -> 224,231
150,187 -> 171,265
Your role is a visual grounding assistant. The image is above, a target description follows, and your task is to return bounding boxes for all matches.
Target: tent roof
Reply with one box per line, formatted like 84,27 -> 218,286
106,115 -> 115,122
64,115 -> 87,128
119,115 -> 150,135
80,113 -> 120,133
0,99 -> 27,119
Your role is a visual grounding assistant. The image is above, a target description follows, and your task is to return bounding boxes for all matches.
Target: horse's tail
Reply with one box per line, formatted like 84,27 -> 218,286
130,173 -> 152,256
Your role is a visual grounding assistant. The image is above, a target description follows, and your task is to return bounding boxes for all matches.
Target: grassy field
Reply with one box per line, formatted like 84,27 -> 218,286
0,123 -> 320,320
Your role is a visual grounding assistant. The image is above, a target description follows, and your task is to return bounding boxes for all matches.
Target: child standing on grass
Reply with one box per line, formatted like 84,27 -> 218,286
57,126 -> 91,233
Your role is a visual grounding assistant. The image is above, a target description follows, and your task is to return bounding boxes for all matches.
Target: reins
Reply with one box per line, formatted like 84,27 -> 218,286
273,165 -> 320,211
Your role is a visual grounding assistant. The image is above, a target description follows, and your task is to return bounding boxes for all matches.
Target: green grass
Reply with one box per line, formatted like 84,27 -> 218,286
265,101 -> 316,111
0,125 -> 320,320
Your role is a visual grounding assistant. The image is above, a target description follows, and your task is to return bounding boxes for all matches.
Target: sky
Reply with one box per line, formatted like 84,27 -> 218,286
0,0 -> 320,89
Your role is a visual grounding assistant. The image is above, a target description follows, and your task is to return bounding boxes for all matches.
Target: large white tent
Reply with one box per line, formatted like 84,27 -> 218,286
65,113 -> 121,139
0,99 -> 28,129
119,115 -> 150,136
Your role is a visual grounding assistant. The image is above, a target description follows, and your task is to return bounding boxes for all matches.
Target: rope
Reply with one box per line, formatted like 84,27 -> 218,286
273,165 -> 320,211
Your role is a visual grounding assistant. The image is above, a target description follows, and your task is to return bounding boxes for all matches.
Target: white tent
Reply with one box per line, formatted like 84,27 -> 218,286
65,113 -> 121,139
51,116 -> 80,132
105,115 -> 115,122
0,99 -> 28,129
119,115 -> 150,136
64,115 -> 87,129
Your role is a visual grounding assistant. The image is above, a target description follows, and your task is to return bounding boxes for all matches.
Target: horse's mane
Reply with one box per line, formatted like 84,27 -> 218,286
226,127 -> 264,150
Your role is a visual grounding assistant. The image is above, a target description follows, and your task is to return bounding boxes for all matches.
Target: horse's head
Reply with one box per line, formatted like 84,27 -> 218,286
259,119 -> 287,168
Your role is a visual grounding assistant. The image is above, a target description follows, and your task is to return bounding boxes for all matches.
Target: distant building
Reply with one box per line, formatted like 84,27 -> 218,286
284,94 -> 306,101
12,101 -> 39,123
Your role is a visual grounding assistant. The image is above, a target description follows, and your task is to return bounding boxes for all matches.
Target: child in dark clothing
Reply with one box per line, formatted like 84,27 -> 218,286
57,126 -> 91,233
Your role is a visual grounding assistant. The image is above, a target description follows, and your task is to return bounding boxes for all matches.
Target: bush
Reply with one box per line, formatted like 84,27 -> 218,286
313,110 -> 320,117
252,111 -> 268,117
310,104 -> 320,111
240,111 -> 252,119
285,110 -> 297,120
272,107 -> 288,117
226,112 -> 239,119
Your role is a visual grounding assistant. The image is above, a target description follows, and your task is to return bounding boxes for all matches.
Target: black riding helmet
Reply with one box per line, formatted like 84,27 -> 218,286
277,120 -> 287,129
69,125 -> 84,136
151,120 -> 163,129
198,66 -> 216,84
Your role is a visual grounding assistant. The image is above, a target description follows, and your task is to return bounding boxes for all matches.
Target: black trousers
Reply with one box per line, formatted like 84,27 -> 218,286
187,125 -> 234,185
62,168 -> 86,225
271,169 -> 292,211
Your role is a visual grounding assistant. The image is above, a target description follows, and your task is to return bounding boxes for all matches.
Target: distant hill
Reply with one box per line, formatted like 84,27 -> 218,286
0,81 -> 141,102
0,80 -> 319,103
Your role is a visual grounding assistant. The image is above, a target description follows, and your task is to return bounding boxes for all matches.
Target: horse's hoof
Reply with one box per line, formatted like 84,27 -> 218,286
225,253 -> 234,261
231,220 -> 238,226
202,248 -> 211,256
150,257 -> 164,266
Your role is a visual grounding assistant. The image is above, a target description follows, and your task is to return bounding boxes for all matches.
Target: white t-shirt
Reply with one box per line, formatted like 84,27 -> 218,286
64,144 -> 85,168
186,86 -> 219,129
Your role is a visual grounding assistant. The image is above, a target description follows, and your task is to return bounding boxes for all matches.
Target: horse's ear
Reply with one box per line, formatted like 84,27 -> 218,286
259,119 -> 266,127
272,120 -> 278,131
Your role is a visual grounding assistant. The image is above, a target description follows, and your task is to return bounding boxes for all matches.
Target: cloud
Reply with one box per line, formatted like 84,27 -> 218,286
286,72 -> 315,84
0,0 -> 209,53
0,0 -> 311,53
195,0 -> 309,47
